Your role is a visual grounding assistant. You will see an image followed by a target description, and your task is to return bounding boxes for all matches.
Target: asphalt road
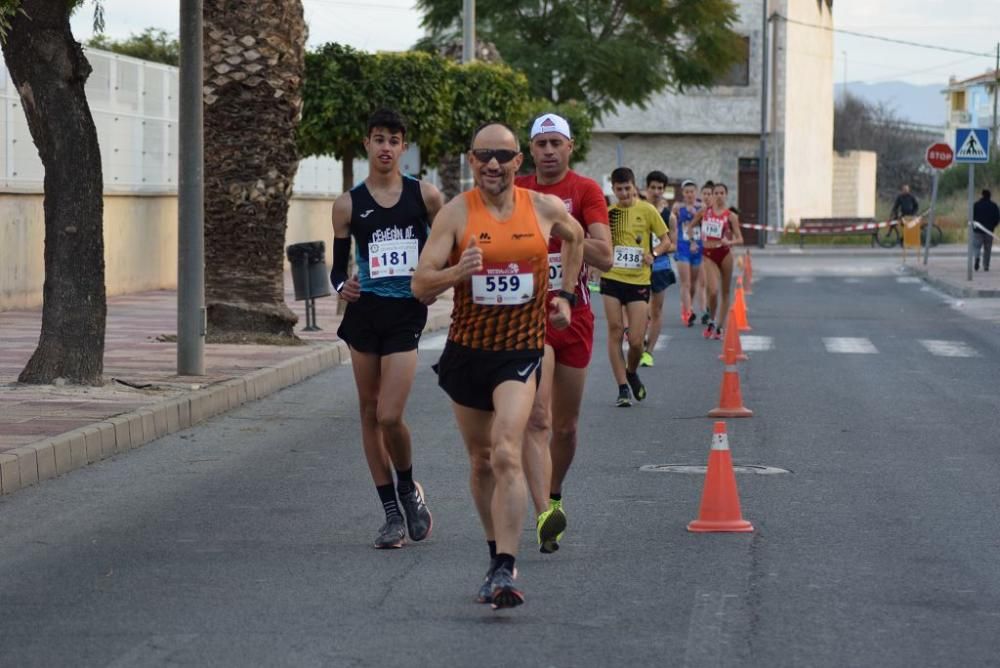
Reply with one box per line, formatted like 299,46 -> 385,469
2,255 -> 999,667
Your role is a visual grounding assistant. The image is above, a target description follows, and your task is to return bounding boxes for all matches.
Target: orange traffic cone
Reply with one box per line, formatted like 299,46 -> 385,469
687,422 -> 754,533
744,250 -> 753,295
708,355 -> 752,418
718,308 -> 748,362
732,277 -> 751,332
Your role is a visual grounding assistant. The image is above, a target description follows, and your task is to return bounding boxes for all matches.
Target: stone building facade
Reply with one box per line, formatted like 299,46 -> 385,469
576,0 -> 837,231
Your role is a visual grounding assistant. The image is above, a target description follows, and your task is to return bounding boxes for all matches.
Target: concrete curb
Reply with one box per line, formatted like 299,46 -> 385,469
902,265 -> 1000,298
0,312 -> 451,497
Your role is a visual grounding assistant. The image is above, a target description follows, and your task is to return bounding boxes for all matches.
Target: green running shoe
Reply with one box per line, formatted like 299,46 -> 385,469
537,499 -> 567,554
640,351 -> 654,367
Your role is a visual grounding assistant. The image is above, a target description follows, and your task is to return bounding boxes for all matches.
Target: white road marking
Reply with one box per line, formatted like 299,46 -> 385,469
622,336 -> 669,353
919,340 -> 979,358
823,337 -> 878,354
896,276 -> 922,284
418,332 -> 448,351
740,335 -> 773,352
794,277 -> 814,283
843,278 -> 863,284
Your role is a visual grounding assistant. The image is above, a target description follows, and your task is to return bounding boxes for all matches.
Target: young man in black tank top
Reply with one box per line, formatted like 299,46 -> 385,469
330,109 -> 444,549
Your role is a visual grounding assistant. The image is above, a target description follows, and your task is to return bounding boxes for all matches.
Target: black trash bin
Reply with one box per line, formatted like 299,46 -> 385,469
286,241 -> 332,301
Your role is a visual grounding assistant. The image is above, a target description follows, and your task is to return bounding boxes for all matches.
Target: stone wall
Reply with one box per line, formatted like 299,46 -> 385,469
832,151 -> 878,218
575,133 -> 761,205
0,194 -> 335,311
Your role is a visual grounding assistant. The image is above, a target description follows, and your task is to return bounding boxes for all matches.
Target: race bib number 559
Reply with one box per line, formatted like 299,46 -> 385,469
472,261 -> 536,305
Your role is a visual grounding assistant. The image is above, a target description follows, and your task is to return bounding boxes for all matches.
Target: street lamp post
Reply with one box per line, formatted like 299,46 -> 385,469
177,0 -> 205,375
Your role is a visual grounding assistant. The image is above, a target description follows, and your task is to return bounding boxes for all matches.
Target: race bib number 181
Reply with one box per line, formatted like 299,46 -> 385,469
472,261 -> 536,305
369,238 -> 418,279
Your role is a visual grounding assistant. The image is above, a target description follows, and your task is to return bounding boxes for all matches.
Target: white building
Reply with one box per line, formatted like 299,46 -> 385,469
577,0 -> 874,234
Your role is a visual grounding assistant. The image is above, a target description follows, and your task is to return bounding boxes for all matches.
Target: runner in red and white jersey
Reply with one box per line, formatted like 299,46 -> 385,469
515,113 -> 612,554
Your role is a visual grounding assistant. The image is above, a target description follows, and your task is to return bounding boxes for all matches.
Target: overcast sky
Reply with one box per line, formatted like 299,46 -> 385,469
70,0 -> 999,87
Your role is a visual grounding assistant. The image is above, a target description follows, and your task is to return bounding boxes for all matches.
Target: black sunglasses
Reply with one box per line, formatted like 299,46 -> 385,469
471,148 -> 519,165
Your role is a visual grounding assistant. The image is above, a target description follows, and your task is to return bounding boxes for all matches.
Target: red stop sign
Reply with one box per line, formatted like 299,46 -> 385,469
926,143 -> 954,170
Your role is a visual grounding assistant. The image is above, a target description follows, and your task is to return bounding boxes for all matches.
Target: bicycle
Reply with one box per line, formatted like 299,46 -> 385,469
874,217 -> 942,249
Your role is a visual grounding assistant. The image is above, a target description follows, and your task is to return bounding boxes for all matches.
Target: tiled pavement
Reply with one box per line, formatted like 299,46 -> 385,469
0,278 -> 452,494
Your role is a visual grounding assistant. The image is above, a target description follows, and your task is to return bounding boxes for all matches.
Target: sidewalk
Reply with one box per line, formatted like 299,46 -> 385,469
0,279 -> 452,495
899,252 -> 1000,298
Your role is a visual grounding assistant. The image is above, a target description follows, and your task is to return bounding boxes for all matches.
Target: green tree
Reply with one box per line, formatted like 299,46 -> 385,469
299,45 -> 454,187
415,0 -> 743,117
87,27 -> 179,66
299,43 -> 373,190
1,0 -> 107,384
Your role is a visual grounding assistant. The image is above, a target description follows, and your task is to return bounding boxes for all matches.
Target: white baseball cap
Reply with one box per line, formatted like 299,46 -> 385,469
530,113 -> 572,140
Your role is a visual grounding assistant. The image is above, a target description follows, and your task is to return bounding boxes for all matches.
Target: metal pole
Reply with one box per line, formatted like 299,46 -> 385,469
966,164 -> 975,281
459,0 -> 475,192
178,0 -> 205,375
923,170 -> 938,265
993,44 -> 999,151
756,1 -> 769,248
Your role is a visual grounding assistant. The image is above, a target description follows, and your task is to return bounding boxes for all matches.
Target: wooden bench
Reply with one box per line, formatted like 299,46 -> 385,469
795,218 -> 879,247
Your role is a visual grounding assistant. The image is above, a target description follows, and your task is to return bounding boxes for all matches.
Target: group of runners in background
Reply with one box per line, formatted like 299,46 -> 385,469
595,166 -> 744,407
330,108 -> 744,610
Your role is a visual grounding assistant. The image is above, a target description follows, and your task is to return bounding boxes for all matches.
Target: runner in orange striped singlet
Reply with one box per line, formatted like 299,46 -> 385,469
413,122 -> 584,610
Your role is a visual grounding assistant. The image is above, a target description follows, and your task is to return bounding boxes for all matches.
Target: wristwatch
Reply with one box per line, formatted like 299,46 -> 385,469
557,289 -> 578,307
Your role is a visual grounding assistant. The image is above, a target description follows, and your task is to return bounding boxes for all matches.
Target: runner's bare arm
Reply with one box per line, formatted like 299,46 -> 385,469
584,222 -> 613,272
728,211 -> 744,246
331,193 -> 361,301
667,212 -> 678,251
685,209 -> 705,241
420,180 -> 445,224
412,198 -> 481,302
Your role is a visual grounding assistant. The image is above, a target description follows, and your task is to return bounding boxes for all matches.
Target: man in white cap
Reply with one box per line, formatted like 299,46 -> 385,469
515,113 -> 613,553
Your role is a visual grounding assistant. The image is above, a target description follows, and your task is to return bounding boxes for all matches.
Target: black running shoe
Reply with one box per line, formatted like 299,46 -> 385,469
477,565 -> 496,604
701,311 -> 711,325
616,386 -> 632,407
398,481 -> 432,542
490,566 -> 524,610
373,516 -> 406,549
626,371 -> 647,401
687,311 -> 697,327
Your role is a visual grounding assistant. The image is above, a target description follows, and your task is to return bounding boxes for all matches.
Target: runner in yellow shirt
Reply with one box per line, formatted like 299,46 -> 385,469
600,168 -> 671,407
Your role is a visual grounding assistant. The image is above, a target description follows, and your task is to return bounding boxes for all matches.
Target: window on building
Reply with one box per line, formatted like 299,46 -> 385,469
716,36 -> 750,87
951,90 -> 966,111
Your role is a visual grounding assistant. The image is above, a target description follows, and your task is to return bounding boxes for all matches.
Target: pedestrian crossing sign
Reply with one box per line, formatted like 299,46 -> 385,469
955,128 -> 990,163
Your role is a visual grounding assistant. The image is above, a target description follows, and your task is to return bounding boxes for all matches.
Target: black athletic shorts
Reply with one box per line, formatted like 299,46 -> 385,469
651,268 -> 676,294
433,341 -> 542,412
600,277 -> 650,304
337,292 -> 428,355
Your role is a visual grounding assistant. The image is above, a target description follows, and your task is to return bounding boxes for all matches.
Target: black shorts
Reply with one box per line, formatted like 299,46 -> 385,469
651,268 -> 676,294
337,292 -> 428,355
600,277 -> 650,304
433,341 -> 542,412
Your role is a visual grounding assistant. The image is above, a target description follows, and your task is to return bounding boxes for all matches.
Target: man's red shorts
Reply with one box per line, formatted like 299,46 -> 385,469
545,305 -> 595,369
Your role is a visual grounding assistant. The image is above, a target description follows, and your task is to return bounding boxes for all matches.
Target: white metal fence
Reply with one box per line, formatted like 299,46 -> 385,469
0,47 -> 341,196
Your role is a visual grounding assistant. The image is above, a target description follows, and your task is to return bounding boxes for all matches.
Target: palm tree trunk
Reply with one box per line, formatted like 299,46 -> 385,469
203,0 -> 307,335
2,1 -> 106,385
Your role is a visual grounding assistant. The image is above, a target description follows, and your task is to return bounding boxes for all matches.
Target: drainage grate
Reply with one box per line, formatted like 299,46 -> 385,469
639,464 -> 791,475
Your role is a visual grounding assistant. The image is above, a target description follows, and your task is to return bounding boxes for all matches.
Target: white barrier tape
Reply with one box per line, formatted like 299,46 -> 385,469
972,221 -> 1000,242
742,208 -> 933,235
